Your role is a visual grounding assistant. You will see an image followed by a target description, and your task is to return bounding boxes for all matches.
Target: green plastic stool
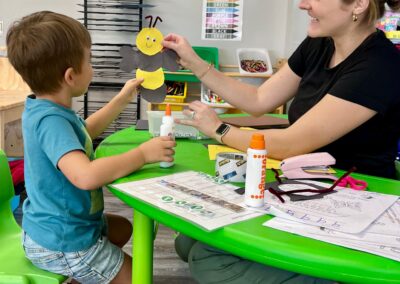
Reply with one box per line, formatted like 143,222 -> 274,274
0,150 -> 67,284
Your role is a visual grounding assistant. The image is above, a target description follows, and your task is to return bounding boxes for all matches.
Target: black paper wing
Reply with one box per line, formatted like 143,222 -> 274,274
162,49 -> 180,71
119,45 -> 139,73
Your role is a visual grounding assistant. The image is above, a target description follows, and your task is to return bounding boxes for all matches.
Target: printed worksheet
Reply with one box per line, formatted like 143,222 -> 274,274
264,200 -> 400,262
257,180 -> 398,233
111,171 -> 264,231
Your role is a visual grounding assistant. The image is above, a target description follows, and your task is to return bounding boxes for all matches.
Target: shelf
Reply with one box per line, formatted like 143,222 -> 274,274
164,68 -> 273,80
149,62 -> 286,114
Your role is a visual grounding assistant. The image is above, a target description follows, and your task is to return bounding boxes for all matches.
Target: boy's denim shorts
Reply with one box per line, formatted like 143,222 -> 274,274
22,231 -> 124,284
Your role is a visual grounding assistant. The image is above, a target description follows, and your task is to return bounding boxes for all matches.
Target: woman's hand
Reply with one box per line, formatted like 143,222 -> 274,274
177,101 -> 222,139
162,33 -> 203,72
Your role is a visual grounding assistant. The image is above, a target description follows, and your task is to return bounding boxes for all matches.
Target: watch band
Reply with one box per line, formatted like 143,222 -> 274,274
215,123 -> 231,144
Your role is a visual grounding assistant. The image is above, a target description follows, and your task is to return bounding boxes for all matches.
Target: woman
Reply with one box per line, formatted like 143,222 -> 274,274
162,0 -> 400,283
163,0 -> 400,179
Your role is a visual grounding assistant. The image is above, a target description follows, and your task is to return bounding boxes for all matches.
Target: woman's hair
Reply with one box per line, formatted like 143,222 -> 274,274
6,11 -> 91,94
342,0 -> 400,24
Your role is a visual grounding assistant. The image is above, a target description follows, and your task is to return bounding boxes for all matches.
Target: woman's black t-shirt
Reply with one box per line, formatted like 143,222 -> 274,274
288,30 -> 400,178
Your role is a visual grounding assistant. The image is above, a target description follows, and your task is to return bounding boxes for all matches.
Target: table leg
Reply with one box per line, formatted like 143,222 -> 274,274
133,210 -> 154,284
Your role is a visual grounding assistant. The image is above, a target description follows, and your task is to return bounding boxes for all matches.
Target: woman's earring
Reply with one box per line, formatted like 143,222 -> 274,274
352,13 -> 358,22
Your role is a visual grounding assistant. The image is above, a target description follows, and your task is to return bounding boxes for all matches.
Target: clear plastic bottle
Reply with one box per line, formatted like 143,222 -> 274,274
159,104 -> 175,168
245,133 -> 267,207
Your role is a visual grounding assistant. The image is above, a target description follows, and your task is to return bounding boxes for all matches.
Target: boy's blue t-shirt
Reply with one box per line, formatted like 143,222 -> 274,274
22,96 -> 104,252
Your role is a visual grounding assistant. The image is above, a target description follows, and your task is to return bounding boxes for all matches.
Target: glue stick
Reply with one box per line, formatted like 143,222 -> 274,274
160,104 -> 175,168
245,133 -> 267,207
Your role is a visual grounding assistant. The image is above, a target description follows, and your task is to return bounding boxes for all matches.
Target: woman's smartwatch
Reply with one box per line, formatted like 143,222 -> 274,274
215,123 -> 231,143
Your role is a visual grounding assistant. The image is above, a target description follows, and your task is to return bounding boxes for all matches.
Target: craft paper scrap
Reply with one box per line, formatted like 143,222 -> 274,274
258,179 -> 398,234
111,171 -> 264,231
208,145 -> 242,160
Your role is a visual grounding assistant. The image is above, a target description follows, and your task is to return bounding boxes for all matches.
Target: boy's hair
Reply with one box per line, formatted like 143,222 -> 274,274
6,11 -> 91,94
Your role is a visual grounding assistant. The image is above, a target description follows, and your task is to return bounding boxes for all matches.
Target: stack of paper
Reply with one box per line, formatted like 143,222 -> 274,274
261,180 -> 400,262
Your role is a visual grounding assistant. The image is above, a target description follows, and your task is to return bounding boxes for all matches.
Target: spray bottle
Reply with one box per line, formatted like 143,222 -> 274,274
159,104 -> 175,168
245,133 -> 267,207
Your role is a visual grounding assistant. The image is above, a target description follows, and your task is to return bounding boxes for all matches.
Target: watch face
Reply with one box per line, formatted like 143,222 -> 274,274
216,123 -> 230,135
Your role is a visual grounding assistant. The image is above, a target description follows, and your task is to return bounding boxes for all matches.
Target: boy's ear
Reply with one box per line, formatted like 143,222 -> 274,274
353,0 -> 370,15
64,67 -> 76,87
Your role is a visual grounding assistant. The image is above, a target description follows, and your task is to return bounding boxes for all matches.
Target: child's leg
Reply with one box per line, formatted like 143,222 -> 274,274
105,213 -> 133,283
23,230 -> 130,284
110,253 -> 132,284
105,213 -> 133,248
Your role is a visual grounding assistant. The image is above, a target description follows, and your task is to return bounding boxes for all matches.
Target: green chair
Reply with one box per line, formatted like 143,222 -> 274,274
0,150 -> 67,284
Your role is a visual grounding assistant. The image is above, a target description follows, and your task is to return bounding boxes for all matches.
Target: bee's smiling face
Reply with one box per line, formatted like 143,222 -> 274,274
136,27 -> 163,56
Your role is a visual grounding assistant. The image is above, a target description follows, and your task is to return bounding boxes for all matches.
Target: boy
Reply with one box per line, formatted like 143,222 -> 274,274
6,11 -> 176,284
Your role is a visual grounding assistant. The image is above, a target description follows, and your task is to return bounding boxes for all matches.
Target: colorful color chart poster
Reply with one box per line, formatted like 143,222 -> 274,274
202,0 -> 243,41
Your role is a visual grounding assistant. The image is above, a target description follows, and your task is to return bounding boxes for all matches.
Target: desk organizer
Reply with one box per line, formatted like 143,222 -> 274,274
200,83 -> 232,109
237,48 -> 273,76
147,111 -> 208,139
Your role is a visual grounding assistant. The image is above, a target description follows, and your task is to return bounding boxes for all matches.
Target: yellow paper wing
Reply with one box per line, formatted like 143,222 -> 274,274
136,68 -> 164,90
136,27 -> 163,56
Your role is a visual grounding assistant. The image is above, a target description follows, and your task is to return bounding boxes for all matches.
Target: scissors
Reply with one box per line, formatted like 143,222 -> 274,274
337,176 -> 367,190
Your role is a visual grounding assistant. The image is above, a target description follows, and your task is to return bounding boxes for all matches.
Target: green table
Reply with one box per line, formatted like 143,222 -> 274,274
95,127 -> 400,284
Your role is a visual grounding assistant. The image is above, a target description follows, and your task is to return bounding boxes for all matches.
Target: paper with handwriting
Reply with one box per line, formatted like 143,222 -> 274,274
257,180 -> 398,234
264,200 -> 400,262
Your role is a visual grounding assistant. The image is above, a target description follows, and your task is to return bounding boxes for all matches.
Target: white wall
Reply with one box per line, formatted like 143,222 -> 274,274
143,0 -> 290,64
0,0 -> 308,64
284,0 -> 309,57
0,0 -> 80,50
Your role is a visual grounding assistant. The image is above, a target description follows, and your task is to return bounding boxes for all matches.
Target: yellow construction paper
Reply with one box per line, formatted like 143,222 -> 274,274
208,145 -> 281,169
136,27 -> 164,56
136,68 -> 164,90
266,158 -> 281,170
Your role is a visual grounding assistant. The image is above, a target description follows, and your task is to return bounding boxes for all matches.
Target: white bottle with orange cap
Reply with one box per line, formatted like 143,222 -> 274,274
245,133 -> 267,207
159,104 -> 175,168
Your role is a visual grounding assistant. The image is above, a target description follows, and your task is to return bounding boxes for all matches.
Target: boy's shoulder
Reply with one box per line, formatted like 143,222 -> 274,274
24,95 -> 81,124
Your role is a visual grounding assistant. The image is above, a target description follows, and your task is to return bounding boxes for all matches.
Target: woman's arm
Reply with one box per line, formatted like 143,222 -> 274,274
163,33 -> 300,116
182,95 -> 376,160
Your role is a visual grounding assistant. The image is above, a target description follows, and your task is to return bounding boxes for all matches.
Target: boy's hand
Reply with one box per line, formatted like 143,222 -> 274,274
118,78 -> 144,103
138,136 -> 176,164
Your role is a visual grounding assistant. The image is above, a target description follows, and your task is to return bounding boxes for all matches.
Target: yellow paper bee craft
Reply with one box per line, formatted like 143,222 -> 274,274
119,16 -> 179,103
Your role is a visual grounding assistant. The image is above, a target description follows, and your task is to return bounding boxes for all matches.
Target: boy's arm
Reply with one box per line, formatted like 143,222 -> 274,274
57,136 -> 175,190
85,78 -> 143,139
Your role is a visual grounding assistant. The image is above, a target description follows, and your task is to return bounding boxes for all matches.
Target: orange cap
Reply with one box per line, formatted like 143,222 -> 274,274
165,104 -> 171,116
250,133 -> 265,150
